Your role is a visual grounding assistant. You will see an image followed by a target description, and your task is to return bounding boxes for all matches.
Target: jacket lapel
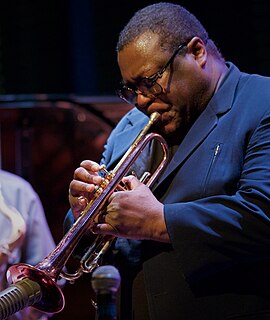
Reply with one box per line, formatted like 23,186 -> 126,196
156,106 -> 219,186
155,63 -> 241,187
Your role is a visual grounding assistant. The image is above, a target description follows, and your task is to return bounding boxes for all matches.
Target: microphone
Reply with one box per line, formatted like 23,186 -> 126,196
0,278 -> 42,320
91,265 -> 121,320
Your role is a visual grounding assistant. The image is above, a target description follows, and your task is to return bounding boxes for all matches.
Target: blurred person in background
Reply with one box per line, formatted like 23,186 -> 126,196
0,169 -> 58,320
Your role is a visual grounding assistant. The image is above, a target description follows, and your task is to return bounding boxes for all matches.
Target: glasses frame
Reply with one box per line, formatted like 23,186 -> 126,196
117,42 -> 187,105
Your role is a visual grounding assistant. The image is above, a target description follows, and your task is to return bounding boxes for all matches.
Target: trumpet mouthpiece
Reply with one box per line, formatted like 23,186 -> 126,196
149,112 -> 160,124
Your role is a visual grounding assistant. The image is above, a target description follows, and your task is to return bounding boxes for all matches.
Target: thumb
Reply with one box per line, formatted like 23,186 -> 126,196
69,194 -> 89,219
122,175 -> 141,190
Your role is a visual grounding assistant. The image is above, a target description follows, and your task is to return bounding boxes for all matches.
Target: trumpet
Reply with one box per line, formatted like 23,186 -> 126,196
0,112 -> 169,319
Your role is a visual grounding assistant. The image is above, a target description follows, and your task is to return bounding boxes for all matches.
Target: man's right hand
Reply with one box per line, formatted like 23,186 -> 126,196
68,160 -> 104,219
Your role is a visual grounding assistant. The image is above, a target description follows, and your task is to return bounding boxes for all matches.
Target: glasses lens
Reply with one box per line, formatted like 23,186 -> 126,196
117,79 -> 163,105
117,87 -> 137,105
139,81 -> 163,97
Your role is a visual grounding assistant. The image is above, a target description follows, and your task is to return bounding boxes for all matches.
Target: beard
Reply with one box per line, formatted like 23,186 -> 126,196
152,102 -> 206,146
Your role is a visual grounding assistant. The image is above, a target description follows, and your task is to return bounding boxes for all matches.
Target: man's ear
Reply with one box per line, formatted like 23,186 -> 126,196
187,37 -> 207,67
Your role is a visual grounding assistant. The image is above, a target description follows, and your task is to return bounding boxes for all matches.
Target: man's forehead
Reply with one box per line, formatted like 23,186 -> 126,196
118,31 -> 176,83
133,32 -> 161,54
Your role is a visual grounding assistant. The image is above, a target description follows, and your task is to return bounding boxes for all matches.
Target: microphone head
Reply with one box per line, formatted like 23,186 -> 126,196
91,265 -> 121,294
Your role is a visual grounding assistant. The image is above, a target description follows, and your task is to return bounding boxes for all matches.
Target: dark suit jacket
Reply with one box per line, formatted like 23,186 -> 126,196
97,62 -> 270,319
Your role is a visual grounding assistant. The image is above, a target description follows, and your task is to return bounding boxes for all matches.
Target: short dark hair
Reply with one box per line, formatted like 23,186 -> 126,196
117,2 -> 223,59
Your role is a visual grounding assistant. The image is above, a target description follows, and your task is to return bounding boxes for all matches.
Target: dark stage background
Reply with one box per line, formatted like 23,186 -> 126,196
0,1 -> 270,319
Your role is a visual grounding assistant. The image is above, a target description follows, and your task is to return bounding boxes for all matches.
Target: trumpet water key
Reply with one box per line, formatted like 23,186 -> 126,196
0,112 -> 169,319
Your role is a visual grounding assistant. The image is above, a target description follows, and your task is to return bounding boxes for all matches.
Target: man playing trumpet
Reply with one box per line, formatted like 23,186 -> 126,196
67,3 -> 270,320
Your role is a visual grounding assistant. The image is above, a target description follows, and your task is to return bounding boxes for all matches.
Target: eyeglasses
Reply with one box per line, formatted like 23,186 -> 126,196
116,42 -> 187,105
